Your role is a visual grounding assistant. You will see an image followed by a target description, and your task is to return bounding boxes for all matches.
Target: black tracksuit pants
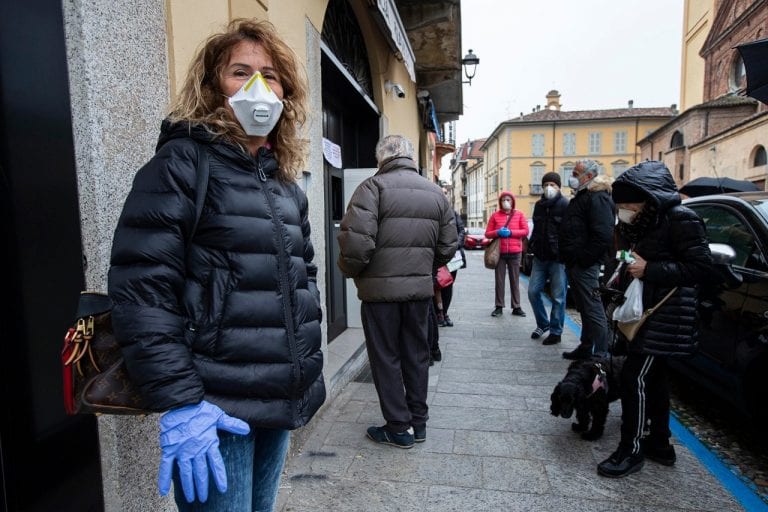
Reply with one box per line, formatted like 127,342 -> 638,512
361,299 -> 431,433
619,353 -> 671,454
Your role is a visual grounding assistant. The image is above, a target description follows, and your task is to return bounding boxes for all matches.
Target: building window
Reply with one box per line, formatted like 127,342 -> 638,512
530,163 -> 546,194
563,132 -> 576,156
614,131 -> 627,153
588,132 -> 601,154
670,131 -> 684,148
532,134 -> 545,157
611,162 -> 628,177
560,162 -> 575,184
754,145 -> 767,167
730,54 -> 746,92
679,164 -> 684,181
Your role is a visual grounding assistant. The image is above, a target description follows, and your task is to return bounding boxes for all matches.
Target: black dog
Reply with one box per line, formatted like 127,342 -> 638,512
550,358 -> 624,440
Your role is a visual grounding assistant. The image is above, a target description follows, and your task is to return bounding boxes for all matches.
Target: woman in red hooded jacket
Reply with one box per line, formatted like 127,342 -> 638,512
485,191 -> 529,317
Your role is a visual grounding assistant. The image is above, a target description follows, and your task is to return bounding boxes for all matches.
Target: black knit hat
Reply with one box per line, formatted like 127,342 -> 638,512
612,182 -> 649,204
541,171 -> 561,187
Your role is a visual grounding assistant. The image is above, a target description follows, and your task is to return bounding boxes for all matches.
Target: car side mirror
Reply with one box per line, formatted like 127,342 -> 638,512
709,243 -> 736,264
708,243 -> 743,288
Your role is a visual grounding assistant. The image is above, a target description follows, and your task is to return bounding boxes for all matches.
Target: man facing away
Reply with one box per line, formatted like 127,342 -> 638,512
558,160 -> 615,359
337,135 -> 457,448
527,171 -> 569,346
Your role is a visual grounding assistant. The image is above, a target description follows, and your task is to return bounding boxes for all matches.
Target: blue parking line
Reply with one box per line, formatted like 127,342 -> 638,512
521,275 -> 767,510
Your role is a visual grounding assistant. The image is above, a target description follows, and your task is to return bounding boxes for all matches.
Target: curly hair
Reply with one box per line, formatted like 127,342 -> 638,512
168,19 -> 308,181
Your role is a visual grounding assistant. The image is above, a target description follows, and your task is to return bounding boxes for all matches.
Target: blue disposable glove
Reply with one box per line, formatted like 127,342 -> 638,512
158,400 -> 250,503
497,227 -> 511,238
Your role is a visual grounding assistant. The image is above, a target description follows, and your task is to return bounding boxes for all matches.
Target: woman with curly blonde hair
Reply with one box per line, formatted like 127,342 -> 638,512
108,19 -> 324,511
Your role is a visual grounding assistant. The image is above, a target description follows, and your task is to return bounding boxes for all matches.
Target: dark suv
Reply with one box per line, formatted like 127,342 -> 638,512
672,192 -> 768,421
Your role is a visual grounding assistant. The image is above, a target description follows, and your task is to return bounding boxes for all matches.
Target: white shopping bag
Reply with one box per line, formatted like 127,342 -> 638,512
612,278 -> 644,323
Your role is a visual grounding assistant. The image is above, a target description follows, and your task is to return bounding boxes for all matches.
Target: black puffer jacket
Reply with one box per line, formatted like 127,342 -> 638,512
108,121 -> 325,429
613,161 -> 713,357
558,175 -> 615,268
529,192 -> 569,262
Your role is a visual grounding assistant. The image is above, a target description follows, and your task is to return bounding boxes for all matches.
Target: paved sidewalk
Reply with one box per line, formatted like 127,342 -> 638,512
277,250 -> 744,511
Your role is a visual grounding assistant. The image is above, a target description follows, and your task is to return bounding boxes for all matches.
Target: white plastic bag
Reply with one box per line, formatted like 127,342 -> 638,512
612,278 -> 644,323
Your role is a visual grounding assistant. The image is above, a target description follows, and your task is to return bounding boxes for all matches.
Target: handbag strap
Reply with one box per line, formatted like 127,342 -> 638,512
644,287 -> 678,317
503,213 -> 513,228
191,144 -> 210,237
78,145 -> 210,319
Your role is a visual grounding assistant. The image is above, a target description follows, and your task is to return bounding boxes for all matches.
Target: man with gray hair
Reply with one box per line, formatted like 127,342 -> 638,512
338,134 -> 457,448
558,159 -> 615,359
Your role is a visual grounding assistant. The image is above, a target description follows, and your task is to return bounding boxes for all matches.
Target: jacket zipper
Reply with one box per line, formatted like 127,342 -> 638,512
257,158 -> 301,422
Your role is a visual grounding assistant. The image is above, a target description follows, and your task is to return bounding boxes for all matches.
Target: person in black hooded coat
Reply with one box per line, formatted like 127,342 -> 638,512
597,161 -> 713,479
108,19 -> 324,511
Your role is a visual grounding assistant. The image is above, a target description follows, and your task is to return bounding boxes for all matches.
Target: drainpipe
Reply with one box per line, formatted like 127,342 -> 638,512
634,119 -> 639,163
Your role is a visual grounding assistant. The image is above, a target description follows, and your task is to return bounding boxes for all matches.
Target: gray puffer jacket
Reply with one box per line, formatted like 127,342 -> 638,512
337,156 -> 457,301
108,120 -> 325,429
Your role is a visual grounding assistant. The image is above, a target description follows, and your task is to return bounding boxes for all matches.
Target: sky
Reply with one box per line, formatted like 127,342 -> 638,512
442,0 -> 685,180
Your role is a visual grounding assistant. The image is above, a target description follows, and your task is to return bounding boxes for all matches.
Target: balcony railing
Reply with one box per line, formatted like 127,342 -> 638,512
529,184 -> 542,195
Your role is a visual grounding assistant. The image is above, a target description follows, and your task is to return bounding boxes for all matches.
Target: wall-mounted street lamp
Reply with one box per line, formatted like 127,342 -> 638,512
462,49 -> 480,85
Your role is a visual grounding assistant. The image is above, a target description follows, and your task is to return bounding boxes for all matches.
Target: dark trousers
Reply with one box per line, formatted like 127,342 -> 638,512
619,353 -> 671,454
440,271 -> 458,315
567,263 -> 609,356
361,300 -> 431,433
494,253 -> 522,308
427,299 -> 440,353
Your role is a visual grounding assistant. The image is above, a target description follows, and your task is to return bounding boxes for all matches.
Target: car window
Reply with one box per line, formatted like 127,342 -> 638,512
467,228 -> 485,236
691,204 -> 767,270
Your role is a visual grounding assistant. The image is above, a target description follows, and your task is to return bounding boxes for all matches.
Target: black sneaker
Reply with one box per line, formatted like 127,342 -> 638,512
511,308 -> 526,317
431,347 -> 442,362
641,438 -> 676,466
443,315 -> 454,327
531,327 -> 547,339
542,334 -> 561,345
414,426 -> 426,443
562,345 -> 592,360
366,426 -> 414,449
597,448 -> 644,478
491,307 -> 503,317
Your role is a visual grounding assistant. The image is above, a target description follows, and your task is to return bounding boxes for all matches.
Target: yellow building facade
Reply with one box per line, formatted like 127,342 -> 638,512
482,92 -> 675,218
679,0 -> 714,112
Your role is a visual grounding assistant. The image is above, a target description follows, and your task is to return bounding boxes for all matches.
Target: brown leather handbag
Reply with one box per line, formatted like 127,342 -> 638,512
62,292 -> 148,415
62,145 -> 210,415
483,213 -> 513,269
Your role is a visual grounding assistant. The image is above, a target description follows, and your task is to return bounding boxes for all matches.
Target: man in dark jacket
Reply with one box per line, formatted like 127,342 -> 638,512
597,160 -> 713,478
337,135 -> 457,449
559,160 -> 615,359
527,172 -> 569,345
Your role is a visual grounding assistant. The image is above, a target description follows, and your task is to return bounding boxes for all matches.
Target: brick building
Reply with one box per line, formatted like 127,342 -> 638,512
639,0 -> 768,188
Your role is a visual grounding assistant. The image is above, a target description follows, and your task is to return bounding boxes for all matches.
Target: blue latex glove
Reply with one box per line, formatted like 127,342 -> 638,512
158,400 -> 250,503
497,227 -> 511,238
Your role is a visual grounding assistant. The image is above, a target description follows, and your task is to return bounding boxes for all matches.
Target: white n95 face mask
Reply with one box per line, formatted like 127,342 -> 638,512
543,185 -> 558,199
228,72 -> 284,137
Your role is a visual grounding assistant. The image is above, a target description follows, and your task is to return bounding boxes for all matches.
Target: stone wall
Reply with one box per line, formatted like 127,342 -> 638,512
62,0 -> 176,510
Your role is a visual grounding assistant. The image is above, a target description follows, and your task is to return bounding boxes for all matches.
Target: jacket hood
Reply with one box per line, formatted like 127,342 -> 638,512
157,119 -> 278,176
613,161 -> 680,212
498,191 -> 516,210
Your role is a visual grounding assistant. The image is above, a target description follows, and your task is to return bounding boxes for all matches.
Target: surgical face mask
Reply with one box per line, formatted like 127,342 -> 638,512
617,208 -> 640,224
501,199 -> 512,210
567,175 -> 581,190
228,72 -> 284,136
543,185 -> 559,199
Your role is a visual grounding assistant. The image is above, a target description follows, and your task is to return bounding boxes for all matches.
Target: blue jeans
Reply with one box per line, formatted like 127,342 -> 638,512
527,257 -> 567,335
173,428 -> 290,512
567,263 -> 609,357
